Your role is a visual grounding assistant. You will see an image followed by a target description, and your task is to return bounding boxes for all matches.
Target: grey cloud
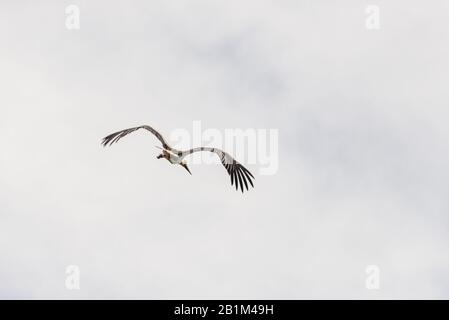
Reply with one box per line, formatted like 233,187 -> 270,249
0,0 -> 448,299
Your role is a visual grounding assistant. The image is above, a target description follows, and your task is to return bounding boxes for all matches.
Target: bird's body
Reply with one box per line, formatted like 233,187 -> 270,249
156,147 -> 181,164
101,125 -> 255,192
167,153 -> 182,164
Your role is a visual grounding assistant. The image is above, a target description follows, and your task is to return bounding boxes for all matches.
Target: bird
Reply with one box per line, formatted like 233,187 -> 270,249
101,125 -> 255,193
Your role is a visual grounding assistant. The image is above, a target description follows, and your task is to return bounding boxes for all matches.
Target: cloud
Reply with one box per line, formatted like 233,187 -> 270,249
0,0 -> 448,298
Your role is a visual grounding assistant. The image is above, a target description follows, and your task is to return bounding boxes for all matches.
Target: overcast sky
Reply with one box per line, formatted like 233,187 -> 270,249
1,0 -> 449,299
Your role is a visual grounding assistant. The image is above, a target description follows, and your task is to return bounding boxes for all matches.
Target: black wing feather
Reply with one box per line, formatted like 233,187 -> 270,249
101,125 -> 173,150
218,151 -> 254,193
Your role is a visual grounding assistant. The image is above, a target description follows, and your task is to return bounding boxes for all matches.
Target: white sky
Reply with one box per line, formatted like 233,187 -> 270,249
1,0 -> 449,299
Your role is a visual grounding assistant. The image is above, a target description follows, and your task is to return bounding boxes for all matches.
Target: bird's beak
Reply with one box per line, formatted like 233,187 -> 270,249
182,163 -> 192,175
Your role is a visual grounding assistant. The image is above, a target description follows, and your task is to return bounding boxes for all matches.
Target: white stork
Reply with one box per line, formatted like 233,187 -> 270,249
101,125 -> 255,192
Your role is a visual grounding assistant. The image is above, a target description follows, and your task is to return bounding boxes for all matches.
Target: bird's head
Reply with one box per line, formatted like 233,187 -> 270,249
180,161 -> 192,175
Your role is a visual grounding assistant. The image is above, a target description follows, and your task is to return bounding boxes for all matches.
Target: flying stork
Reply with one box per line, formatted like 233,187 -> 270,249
101,125 -> 255,192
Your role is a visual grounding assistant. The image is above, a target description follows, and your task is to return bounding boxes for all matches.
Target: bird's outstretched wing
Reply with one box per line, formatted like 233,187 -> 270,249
181,147 -> 255,193
101,125 -> 174,151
